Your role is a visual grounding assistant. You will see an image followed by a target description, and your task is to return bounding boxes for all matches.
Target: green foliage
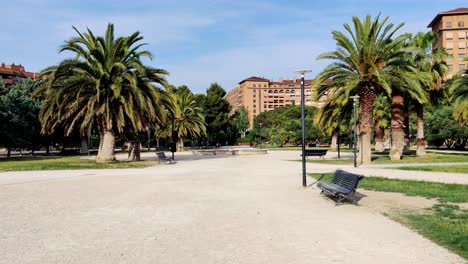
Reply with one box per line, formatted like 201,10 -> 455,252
394,165 -> 468,174
254,105 -> 328,146
450,69 -> 468,126
0,78 -> 46,152
373,94 -> 390,129
232,106 -> 249,136
0,156 -> 158,171
195,83 -> 233,145
425,105 -> 468,149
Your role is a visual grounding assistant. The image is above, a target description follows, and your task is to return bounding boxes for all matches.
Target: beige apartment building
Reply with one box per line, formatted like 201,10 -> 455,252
225,76 -> 328,127
428,8 -> 468,78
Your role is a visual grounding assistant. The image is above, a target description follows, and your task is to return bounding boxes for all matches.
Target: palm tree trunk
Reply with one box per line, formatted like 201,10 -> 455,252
7,148 -> 11,158
357,86 -> 376,164
403,105 -> 411,154
96,130 -> 116,163
178,138 -> 184,151
80,135 -> 89,155
415,102 -> 427,157
390,92 -> 405,160
129,141 -> 141,161
374,124 -> 385,152
330,130 -> 337,151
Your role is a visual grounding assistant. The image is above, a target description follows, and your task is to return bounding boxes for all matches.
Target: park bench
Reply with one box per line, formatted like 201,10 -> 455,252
316,170 -> 364,204
156,151 -> 173,164
301,149 -> 328,159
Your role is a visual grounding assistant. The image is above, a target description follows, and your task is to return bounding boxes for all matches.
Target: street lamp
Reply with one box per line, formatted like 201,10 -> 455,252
259,123 -> 263,146
337,110 -> 341,159
349,95 -> 360,167
294,69 -> 312,187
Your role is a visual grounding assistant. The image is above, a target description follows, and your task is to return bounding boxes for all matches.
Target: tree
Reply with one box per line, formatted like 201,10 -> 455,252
409,32 -> 448,157
425,105 -> 468,149
449,68 -> 468,126
0,78 -> 45,157
232,106 -> 250,138
198,83 -> 231,145
315,14 -> 415,163
38,24 -> 171,163
163,93 -> 207,150
373,94 -> 390,152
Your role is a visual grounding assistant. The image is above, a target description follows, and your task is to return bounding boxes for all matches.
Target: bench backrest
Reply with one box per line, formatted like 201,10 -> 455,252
157,152 -> 167,159
331,170 -> 363,191
305,149 -> 328,154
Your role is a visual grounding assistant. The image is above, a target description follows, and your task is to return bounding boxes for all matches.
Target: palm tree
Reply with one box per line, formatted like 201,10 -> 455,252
163,93 -> 207,150
449,68 -> 468,126
408,32 -> 448,157
38,24 -> 171,163
373,94 -> 390,152
315,14 -> 414,163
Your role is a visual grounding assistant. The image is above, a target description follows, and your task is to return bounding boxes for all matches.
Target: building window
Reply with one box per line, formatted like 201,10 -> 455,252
253,84 -> 256,87
253,99 -> 256,103
459,53 -> 465,60
446,32 -> 453,40
285,90 -> 289,93
447,54 -> 453,61
264,84 -> 267,87
264,105 -> 267,108
460,64 -> 466,70
458,21 -> 465,27
458,32 -> 466,39
458,42 -> 466,49
253,110 -> 256,114
446,42 -> 454,50
253,94 -> 256,98
447,22 -> 452,28
448,64 -> 454,72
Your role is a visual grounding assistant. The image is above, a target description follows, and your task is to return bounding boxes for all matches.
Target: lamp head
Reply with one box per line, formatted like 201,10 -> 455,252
349,95 -> 360,101
294,69 -> 312,76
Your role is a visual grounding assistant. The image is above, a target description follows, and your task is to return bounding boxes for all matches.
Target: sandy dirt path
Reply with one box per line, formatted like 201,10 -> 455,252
0,151 -> 465,263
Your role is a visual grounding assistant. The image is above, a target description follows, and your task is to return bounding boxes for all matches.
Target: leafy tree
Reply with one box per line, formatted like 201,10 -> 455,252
425,105 -> 468,149
197,83 -> 231,145
38,24 -> 171,163
315,14 -> 415,163
0,79 -> 45,157
232,106 -> 249,138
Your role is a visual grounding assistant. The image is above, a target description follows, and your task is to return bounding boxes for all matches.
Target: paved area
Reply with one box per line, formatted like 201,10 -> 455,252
0,151 -> 465,263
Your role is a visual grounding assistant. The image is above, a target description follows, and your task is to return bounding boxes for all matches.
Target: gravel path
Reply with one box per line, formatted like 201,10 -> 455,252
0,151 -> 465,263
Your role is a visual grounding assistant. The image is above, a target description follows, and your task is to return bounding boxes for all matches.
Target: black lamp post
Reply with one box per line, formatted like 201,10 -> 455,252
259,122 -> 263,146
350,95 -> 360,167
294,69 -> 312,187
337,111 -> 341,159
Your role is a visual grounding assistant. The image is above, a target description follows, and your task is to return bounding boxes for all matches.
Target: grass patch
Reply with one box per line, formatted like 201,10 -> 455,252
309,173 -> 468,203
372,152 -> 468,164
305,159 -> 353,165
0,156 -> 158,171
393,165 -> 468,174
404,204 -> 468,259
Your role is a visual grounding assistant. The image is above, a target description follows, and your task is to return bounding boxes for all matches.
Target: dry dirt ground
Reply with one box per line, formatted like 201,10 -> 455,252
0,151 -> 465,264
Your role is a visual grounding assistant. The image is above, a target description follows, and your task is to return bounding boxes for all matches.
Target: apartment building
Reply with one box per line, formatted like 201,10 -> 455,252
0,63 -> 41,87
428,8 -> 468,78
225,76 -> 328,127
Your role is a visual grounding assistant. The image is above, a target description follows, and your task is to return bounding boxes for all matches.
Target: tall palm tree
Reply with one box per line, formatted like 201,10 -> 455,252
163,93 -> 207,150
315,14 -> 415,163
38,24 -> 171,163
408,32 -> 448,157
449,68 -> 468,126
373,93 -> 390,152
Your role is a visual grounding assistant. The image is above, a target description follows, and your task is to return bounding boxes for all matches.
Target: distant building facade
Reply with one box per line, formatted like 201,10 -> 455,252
0,63 -> 41,87
225,76 -> 329,127
428,8 -> 468,78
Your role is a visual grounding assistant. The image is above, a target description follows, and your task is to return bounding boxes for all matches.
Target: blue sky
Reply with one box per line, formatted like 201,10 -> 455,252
2,0 -> 467,93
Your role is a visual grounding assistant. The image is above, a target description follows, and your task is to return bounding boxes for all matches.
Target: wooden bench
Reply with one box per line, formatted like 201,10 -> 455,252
317,170 -> 364,204
156,151 -> 173,164
301,149 -> 328,159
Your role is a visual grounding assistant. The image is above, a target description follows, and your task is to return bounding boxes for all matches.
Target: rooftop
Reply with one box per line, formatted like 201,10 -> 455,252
428,7 -> 468,28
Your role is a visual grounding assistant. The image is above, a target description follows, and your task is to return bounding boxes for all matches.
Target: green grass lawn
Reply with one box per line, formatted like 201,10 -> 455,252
393,165 -> 468,174
309,173 -> 468,259
0,156 -> 159,171
302,152 -> 467,165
